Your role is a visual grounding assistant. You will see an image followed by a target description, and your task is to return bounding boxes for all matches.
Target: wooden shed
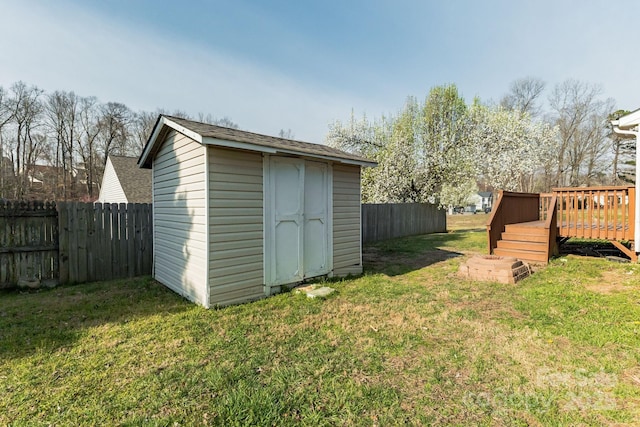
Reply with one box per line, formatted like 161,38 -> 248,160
138,115 -> 376,307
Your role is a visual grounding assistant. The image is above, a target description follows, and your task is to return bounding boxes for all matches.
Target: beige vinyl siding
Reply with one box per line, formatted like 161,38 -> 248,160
97,157 -> 127,203
152,130 -> 208,306
208,147 -> 264,306
332,164 -> 363,276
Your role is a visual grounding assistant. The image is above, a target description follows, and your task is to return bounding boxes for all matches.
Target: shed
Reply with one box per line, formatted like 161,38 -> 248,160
98,155 -> 152,203
138,115 -> 376,307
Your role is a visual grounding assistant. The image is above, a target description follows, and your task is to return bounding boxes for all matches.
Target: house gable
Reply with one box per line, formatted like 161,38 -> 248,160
97,157 -> 128,203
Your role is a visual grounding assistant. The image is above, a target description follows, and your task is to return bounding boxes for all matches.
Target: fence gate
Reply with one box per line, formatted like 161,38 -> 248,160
0,201 -> 59,288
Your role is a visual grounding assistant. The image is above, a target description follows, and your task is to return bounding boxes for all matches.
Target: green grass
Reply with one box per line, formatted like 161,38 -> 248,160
2,231 -> 640,425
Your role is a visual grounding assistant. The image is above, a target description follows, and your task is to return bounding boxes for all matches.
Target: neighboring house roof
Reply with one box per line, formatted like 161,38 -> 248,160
107,155 -> 152,203
138,115 -> 377,169
612,108 -> 640,130
478,191 -> 493,198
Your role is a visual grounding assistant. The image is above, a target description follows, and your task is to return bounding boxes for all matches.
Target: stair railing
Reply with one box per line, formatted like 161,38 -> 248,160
544,194 -> 558,259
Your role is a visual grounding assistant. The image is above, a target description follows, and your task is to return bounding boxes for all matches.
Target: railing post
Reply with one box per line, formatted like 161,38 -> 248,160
629,187 -> 636,250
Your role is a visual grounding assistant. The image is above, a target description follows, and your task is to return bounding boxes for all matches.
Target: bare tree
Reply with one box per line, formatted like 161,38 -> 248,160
548,80 -> 608,187
197,112 -> 239,129
278,129 -> 295,139
98,102 -> 132,161
581,98 -> 616,186
132,110 -> 158,154
45,90 -> 80,199
78,97 -> 102,197
501,77 -> 546,117
0,86 -> 16,196
10,82 -> 45,199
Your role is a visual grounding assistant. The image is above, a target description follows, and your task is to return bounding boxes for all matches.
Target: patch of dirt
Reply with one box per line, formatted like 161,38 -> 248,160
583,270 -> 637,294
363,246 -> 462,275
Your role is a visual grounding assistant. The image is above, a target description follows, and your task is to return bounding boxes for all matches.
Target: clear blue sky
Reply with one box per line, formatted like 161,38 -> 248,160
1,0 -> 638,143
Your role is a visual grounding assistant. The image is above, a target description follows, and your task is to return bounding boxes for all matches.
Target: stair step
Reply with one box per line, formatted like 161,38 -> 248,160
497,240 -> 547,251
501,232 -> 548,243
494,248 -> 548,263
504,224 -> 547,236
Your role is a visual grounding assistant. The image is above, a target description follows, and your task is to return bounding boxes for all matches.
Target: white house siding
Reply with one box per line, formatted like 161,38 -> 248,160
332,164 -> 363,276
152,130 -> 208,306
97,157 -> 127,203
208,147 -> 264,306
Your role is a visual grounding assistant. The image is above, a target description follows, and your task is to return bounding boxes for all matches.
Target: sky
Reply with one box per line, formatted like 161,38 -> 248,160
1,0 -> 638,144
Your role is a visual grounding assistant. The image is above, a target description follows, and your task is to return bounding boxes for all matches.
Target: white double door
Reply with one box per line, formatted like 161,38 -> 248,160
268,157 -> 330,286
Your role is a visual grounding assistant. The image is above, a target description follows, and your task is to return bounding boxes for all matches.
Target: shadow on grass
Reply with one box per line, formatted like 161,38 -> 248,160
363,232 -> 479,276
0,277 -> 190,360
451,227 -> 485,233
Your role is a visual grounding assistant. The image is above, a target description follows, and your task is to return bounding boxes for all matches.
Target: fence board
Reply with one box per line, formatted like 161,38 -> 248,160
58,202 -> 69,283
361,203 -> 446,243
119,203 -> 127,279
127,205 -> 136,278
77,204 -> 89,283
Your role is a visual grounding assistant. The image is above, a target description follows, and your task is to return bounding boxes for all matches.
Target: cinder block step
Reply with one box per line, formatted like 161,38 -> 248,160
494,248 -> 548,263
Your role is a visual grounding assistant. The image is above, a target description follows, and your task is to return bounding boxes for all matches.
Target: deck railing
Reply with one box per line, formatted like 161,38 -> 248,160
553,186 -> 635,241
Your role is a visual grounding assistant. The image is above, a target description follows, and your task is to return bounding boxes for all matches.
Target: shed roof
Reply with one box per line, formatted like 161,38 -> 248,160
138,115 -> 377,168
109,155 -> 153,203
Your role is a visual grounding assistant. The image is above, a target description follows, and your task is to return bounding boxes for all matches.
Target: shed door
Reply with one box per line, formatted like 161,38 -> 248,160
303,161 -> 328,278
269,157 -> 330,286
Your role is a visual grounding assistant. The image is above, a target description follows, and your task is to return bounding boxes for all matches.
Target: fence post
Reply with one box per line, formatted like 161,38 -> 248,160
141,203 -> 152,275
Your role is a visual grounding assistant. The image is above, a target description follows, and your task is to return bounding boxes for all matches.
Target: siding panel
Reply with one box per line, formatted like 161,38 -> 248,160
97,157 -> 128,203
333,164 -> 363,275
152,131 -> 208,306
209,147 -> 264,306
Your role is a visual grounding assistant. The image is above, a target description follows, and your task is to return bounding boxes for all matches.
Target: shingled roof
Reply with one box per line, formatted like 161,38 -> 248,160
109,155 -> 152,203
138,115 -> 376,168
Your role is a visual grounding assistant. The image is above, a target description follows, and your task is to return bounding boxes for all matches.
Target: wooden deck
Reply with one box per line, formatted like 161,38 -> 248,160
488,187 -> 637,264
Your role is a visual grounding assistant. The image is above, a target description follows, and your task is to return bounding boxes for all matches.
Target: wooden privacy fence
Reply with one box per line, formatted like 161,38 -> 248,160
0,201 -> 59,287
0,201 -> 152,288
361,203 -> 446,243
58,203 -> 153,284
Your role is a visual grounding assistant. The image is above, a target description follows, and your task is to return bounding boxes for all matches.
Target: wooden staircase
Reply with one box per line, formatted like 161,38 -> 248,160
493,220 -> 550,264
488,187 -> 637,264
487,191 -> 558,265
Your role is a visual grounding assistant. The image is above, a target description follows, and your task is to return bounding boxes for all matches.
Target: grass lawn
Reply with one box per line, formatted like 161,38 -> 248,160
447,211 -> 490,232
2,224 -> 640,425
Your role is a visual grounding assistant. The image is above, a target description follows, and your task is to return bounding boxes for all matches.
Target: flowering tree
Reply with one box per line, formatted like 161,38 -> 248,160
468,104 -> 558,192
327,85 -> 476,205
327,85 -> 559,206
